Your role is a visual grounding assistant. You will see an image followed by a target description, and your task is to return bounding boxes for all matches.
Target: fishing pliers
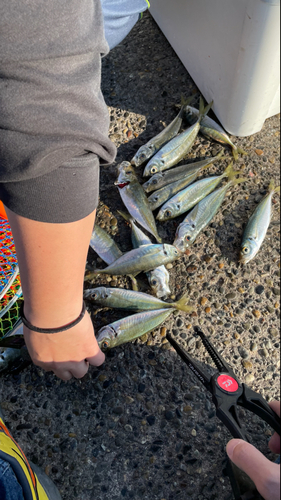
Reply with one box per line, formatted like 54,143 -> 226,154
167,327 -> 280,500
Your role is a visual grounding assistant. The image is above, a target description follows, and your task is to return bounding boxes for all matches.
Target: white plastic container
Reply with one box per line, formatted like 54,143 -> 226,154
149,0 -> 280,137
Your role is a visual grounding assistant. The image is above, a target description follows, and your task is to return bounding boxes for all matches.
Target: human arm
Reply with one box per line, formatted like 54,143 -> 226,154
6,207 -> 105,380
226,401 -> 280,500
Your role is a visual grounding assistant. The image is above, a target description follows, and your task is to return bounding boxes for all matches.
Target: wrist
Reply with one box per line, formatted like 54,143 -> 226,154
21,301 -> 86,334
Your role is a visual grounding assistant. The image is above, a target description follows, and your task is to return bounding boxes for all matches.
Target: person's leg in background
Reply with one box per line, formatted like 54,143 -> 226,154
0,405 -> 61,500
101,0 -> 150,50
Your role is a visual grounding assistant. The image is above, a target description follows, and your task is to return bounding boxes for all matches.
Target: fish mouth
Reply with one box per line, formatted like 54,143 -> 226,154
115,181 -> 130,189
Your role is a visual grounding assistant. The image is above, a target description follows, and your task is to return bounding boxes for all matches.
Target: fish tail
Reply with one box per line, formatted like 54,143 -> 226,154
174,293 -> 194,313
179,95 -> 194,117
267,180 -> 280,195
215,150 -> 227,160
232,146 -> 247,161
223,162 -> 242,181
232,177 -> 248,186
201,150 -> 227,171
198,97 -> 213,123
237,147 -> 247,157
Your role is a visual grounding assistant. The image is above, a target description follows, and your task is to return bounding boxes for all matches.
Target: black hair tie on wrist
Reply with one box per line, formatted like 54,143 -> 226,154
20,301 -> 86,334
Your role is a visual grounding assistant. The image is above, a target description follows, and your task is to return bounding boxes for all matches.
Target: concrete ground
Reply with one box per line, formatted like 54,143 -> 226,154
0,12 -> 280,500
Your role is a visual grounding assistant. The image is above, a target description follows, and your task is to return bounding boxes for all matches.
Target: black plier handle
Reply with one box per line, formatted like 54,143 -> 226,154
167,328 -> 280,441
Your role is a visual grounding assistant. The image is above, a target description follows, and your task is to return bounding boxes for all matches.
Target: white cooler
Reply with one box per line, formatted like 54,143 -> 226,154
149,0 -> 280,137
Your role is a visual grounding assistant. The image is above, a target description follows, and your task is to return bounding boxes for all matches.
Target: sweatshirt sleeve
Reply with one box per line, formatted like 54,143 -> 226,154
0,0 -> 117,223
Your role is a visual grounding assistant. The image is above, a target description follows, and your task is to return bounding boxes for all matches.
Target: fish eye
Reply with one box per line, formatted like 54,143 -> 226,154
242,247 -> 249,254
185,235 -> 191,242
151,279 -> 158,286
102,340 -> 110,349
140,153 -> 146,160
152,179 -> 158,185
191,224 -> 195,229
165,210 -> 172,218
91,293 -> 97,299
151,166 -> 158,174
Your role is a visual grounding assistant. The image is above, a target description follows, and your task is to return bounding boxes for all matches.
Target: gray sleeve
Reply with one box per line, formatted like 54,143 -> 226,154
0,0 -> 117,223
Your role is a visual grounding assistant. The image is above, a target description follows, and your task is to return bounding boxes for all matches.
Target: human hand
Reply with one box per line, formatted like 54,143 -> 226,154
23,309 -> 105,381
226,401 -> 280,500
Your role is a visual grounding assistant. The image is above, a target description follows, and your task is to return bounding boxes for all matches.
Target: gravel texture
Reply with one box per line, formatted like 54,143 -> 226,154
0,12 -> 280,500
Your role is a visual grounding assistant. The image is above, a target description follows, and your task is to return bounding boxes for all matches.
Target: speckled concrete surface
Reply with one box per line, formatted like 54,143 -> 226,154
0,12 -> 280,500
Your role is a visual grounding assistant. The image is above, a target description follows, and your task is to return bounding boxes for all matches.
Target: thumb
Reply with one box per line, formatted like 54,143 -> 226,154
226,439 -> 280,500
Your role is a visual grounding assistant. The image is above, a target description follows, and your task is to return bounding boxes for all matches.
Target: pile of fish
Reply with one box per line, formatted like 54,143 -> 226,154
86,96 -> 279,350
0,96 -> 279,368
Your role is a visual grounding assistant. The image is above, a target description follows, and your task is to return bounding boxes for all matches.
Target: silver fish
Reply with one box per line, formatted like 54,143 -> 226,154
148,175 -> 201,212
115,162 -> 161,243
143,97 -> 213,177
142,150 -> 225,193
240,181 -> 280,264
96,308 -> 176,349
84,287 -> 192,312
157,163 -> 236,222
173,169 -> 246,252
185,105 -> 247,161
132,96 -> 193,167
118,211 -> 171,298
90,224 -> 123,265
95,244 -> 180,277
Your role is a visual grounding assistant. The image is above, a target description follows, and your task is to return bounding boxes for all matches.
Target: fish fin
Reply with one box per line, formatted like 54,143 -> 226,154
117,210 -> 134,223
268,180 -> 280,194
222,162 -> 243,181
231,146 -> 247,161
180,95 -> 194,107
232,177 -> 248,186
215,149 -> 228,160
174,293 -> 194,313
237,147 -> 247,156
189,203 -> 200,220
129,275 -> 139,291
179,95 -> 195,118
198,97 -> 213,122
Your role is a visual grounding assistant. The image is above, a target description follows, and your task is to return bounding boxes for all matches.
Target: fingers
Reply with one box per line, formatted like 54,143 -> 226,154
36,360 -> 90,381
87,349 -> 105,367
269,401 -> 281,418
226,439 -> 280,500
269,401 -> 281,454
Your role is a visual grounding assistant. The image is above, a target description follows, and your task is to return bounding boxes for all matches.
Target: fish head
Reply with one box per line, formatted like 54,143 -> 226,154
96,325 -> 116,350
142,173 -> 164,193
132,145 -> 155,167
239,238 -> 259,265
86,287 -> 110,302
148,267 -> 171,299
148,192 -> 160,207
163,244 -> 181,260
173,220 -> 195,252
157,202 -> 180,221
116,162 -> 137,186
143,158 -> 164,177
